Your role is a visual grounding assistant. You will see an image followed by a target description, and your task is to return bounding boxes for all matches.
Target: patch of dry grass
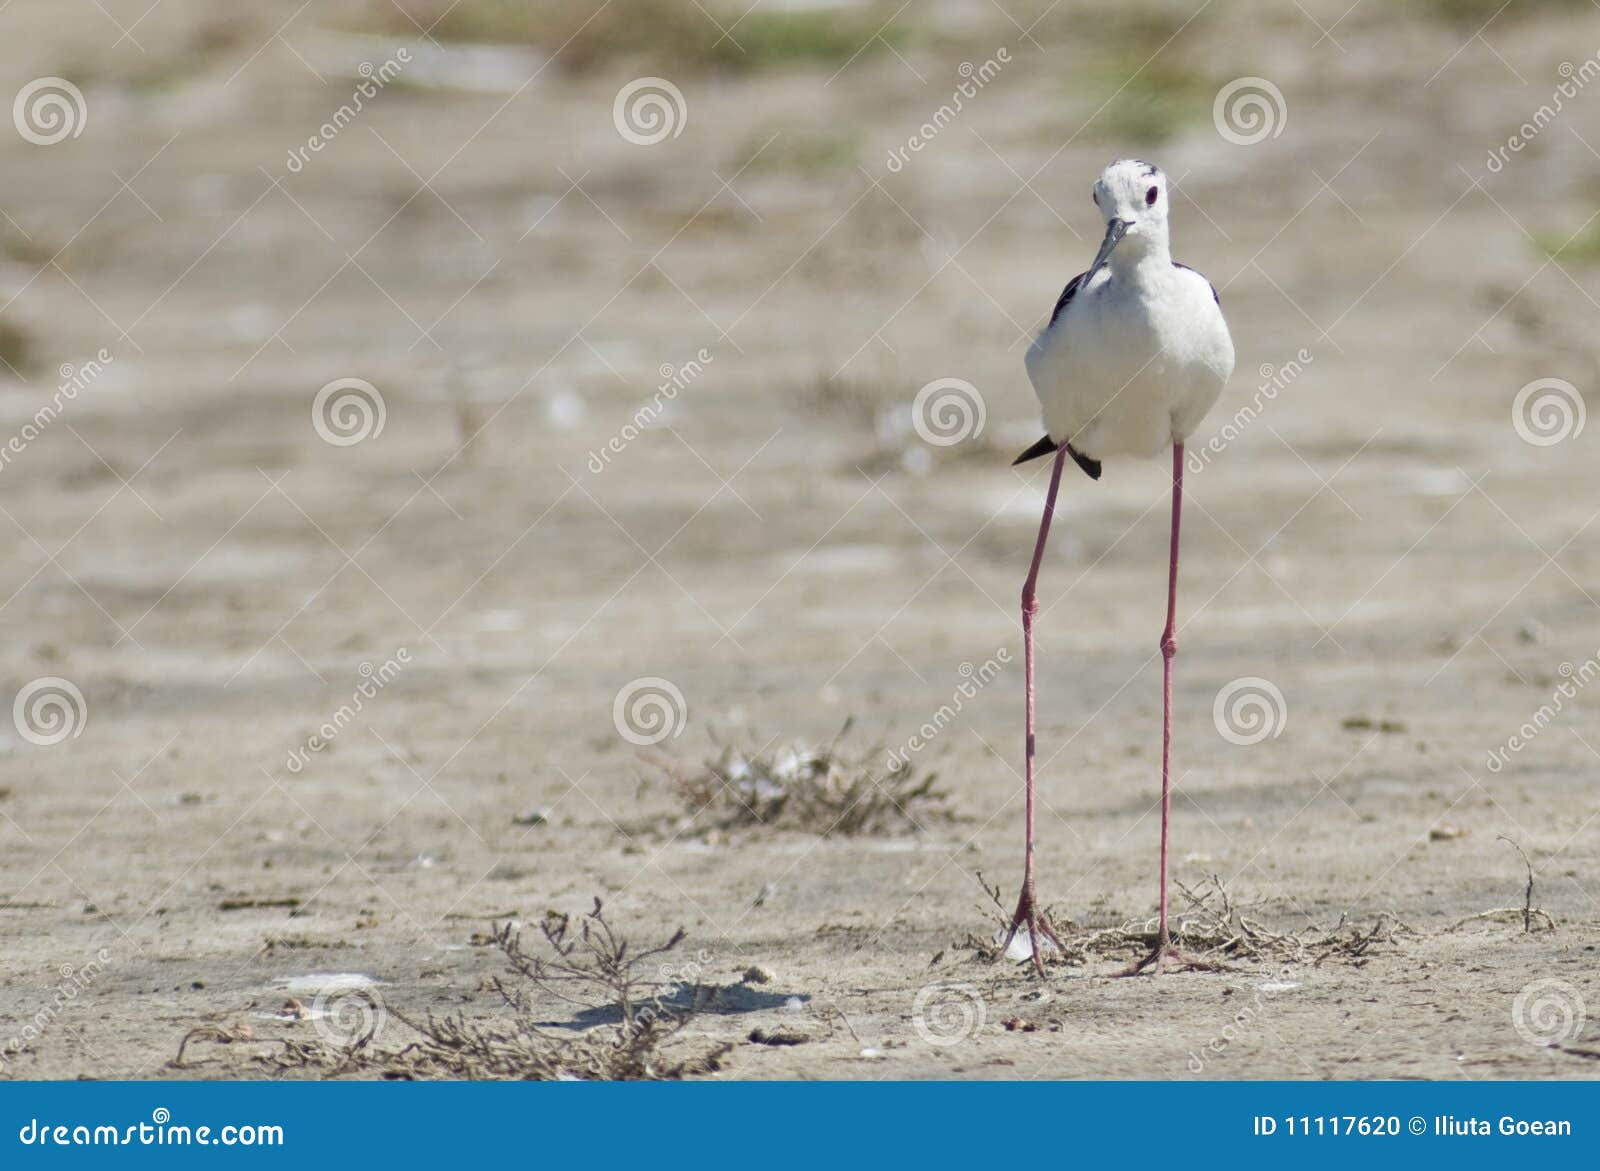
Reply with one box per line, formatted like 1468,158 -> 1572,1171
652,719 -> 954,837
1409,0 -> 1594,24
0,319 -> 36,379
1082,57 -> 1213,146
370,1 -> 907,74
174,898 -> 731,1080
966,873 -> 1419,969
1539,223 -> 1600,266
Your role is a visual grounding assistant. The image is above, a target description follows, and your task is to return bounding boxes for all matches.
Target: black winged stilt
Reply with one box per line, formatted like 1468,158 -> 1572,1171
1000,158 -> 1236,975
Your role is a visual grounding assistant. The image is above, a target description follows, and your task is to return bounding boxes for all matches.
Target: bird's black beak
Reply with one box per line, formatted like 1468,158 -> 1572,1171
1086,217 -> 1129,282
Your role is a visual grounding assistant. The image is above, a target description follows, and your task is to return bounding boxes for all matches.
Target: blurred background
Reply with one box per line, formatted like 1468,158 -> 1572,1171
2,0 -> 1599,1078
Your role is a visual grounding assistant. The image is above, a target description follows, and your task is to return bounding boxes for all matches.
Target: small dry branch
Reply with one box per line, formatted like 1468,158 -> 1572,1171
172,898 -> 729,1081
964,873 -> 1417,968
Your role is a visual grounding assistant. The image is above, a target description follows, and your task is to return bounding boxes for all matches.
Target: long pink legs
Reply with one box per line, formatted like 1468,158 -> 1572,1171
1000,448 -> 1070,973
1122,444 -> 1214,975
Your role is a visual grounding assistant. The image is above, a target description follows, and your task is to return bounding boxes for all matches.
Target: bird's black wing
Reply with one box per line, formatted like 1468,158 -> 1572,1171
1011,436 -> 1101,479
1017,270 -> 1102,478
1172,261 -> 1220,305
1047,269 -> 1089,326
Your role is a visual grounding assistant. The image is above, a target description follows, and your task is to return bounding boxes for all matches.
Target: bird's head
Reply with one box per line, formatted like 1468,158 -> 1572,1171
1087,158 -> 1169,278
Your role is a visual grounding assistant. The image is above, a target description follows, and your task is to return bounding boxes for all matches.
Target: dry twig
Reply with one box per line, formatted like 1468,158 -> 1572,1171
965,873 -> 1416,968
173,898 -> 730,1081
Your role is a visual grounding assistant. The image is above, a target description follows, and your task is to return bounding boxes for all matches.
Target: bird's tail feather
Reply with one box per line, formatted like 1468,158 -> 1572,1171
1012,435 -> 1101,480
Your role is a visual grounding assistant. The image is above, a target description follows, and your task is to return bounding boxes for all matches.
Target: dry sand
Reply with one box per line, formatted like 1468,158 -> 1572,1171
0,0 -> 1597,1079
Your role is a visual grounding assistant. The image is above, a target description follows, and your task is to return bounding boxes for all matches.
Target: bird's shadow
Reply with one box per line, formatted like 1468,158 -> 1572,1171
538,982 -> 802,1031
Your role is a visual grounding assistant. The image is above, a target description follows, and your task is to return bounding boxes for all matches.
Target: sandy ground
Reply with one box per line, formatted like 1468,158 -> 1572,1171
1,0 -> 1599,1080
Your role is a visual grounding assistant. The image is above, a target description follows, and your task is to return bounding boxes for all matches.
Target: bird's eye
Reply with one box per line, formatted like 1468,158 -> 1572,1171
1145,186 -> 1159,206
1091,189 -> 1099,207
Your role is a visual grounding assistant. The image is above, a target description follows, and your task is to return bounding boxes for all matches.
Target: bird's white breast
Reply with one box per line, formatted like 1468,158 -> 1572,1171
1025,264 -> 1234,460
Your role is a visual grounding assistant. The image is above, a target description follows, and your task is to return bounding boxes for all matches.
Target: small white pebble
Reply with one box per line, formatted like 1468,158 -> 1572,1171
543,388 -> 586,429
998,927 -> 1058,963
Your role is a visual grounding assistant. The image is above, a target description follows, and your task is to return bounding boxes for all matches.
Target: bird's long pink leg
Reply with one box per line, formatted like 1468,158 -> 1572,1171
1121,443 -> 1217,975
1157,442 -> 1183,948
999,448 -> 1070,974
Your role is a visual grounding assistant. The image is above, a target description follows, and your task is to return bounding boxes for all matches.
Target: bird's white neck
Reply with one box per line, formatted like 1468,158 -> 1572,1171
1108,232 -> 1172,283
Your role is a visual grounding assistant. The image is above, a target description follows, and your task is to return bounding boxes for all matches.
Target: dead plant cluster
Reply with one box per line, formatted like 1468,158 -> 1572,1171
967,832 -> 1561,975
654,719 -> 953,837
965,873 -> 1419,969
174,898 -> 730,1080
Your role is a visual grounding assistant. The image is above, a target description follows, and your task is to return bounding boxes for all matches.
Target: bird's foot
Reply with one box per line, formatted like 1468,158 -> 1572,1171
1117,933 -> 1223,977
997,882 -> 1067,976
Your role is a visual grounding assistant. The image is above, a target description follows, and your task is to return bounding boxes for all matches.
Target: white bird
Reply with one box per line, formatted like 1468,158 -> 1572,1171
1000,158 -> 1235,975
